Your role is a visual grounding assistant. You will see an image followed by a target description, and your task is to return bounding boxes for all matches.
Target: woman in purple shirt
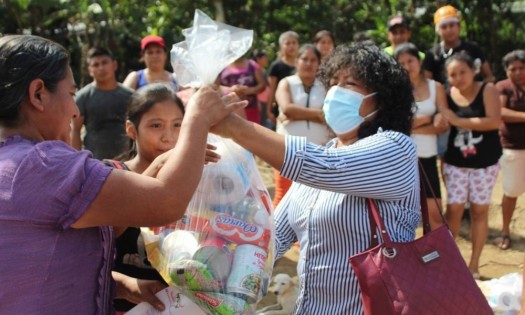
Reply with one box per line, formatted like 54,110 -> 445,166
0,35 -> 245,315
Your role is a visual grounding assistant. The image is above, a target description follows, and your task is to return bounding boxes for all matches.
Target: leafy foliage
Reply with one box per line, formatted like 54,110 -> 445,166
1,0 -> 523,84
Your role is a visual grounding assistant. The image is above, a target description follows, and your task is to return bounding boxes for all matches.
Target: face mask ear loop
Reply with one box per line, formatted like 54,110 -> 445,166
361,92 -> 378,120
363,110 -> 378,120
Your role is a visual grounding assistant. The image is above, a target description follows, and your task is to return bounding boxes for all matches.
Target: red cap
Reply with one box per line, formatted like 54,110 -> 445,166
140,35 -> 165,51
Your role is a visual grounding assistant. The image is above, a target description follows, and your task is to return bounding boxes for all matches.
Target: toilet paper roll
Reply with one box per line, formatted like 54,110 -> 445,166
490,291 -> 518,311
511,292 -> 521,311
161,230 -> 199,262
196,162 -> 250,205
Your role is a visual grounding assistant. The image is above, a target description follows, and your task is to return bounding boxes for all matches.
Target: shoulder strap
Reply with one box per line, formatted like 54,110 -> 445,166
481,82 -> 488,91
102,159 -> 130,171
136,69 -> 148,88
429,79 -> 437,102
473,82 -> 488,104
366,199 -> 394,248
367,162 -> 445,247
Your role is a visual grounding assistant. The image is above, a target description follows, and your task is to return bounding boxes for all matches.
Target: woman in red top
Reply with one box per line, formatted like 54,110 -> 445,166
494,50 -> 525,250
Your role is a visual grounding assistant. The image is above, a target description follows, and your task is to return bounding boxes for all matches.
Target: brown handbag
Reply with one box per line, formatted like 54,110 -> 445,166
348,178 -> 492,315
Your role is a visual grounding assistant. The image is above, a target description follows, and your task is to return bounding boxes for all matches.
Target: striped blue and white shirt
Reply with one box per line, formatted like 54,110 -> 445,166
275,129 -> 420,315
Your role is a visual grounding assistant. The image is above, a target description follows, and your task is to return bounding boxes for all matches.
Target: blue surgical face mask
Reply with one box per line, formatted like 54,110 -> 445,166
323,86 -> 377,135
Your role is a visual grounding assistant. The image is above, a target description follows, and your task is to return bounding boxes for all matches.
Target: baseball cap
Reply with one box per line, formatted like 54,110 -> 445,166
434,5 -> 460,29
387,16 -> 409,31
140,35 -> 165,51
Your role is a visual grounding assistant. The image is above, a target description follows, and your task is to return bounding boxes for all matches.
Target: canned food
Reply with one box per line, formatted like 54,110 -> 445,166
226,244 -> 267,304
193,237 -> 232,286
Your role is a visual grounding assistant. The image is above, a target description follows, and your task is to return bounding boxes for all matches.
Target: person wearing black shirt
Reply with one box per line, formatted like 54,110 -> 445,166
423,5 -> 494,88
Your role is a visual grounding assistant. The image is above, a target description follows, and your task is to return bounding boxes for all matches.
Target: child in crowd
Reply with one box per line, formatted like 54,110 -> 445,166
441,52 -> 501,279
110,83 -> 219,313
494,50 -> 525,250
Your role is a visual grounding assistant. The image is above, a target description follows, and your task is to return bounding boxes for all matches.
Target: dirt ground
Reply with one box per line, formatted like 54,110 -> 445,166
254,158 -> 525,308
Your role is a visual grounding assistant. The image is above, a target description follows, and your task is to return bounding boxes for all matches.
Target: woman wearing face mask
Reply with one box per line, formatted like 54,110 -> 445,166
211,42 -> 418,314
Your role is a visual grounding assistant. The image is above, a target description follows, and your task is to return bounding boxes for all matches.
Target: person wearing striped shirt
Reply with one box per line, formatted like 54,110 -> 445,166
212,42 -> 419,314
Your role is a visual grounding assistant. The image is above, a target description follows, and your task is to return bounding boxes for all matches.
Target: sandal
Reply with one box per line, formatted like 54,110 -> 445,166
494,234 -> 512,250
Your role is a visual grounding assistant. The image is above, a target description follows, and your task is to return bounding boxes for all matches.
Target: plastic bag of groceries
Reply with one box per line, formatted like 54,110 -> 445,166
170,9 -> 253,88
141,134 -> 275,315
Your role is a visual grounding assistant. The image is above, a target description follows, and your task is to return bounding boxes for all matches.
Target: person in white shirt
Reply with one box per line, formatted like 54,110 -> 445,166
395,42 -> 449,229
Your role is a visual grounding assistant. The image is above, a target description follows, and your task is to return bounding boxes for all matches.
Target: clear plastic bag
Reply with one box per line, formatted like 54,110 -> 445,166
478,272 -> 523,313
170,9 -> 254,88
142,135 -> 275,315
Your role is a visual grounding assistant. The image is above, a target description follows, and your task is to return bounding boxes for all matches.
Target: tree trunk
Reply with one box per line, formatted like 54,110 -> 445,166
213,0 -> 225,23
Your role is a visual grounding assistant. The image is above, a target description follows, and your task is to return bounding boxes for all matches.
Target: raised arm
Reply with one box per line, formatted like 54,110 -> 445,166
212,113 -> 285,170
212,114 -> 417,200
279,133 -> 417,200
72,87 -> 247,228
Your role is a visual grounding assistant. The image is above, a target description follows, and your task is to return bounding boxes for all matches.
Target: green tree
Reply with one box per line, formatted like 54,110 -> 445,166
1,0 -> 524,84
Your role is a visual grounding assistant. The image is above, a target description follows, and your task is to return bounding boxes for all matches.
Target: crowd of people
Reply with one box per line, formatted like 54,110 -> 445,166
1,3 -> 525,315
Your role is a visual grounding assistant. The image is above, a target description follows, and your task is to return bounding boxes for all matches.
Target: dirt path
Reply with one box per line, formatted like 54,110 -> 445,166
255,158 -> 525,307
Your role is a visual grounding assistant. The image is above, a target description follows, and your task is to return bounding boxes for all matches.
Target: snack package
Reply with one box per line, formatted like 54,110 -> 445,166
170,9 -> 254,88
142,135 -> 275,315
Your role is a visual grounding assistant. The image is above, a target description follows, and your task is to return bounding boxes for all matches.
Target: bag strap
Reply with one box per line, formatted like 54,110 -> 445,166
419,169 -> 432,235
367,163 -> 436,247
367,198 -> 393,247
418,159 -> 448,232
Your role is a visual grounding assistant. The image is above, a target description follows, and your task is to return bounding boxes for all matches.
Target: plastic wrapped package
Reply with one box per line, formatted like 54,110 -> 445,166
142,135 -> 275,315
170,9 -> 254,88
477,273 -> 522,314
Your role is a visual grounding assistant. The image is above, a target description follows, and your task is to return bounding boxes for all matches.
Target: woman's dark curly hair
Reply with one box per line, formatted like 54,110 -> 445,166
319,42 -> 414,138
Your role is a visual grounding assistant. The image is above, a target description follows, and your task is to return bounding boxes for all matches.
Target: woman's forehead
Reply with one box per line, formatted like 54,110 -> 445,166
333,67 -> 354,78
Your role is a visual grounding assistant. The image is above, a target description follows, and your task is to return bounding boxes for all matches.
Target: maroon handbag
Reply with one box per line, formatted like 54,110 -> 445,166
349,187 -> 492,314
